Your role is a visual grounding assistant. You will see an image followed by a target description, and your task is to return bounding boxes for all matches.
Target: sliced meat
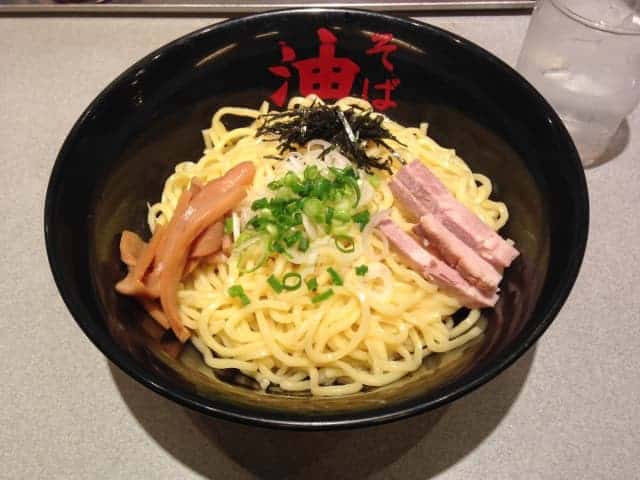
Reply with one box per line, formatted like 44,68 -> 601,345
418,213 -> 502,291
376,218 -> 498,308
394,160 -> 519,269
411,224 -> 430,249
388,178 -> 429,221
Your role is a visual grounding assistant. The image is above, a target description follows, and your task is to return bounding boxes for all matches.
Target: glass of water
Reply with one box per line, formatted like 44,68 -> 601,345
517,0 -> 640,166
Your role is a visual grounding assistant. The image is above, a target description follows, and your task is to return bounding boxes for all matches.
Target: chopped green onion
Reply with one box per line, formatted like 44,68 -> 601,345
268,180 -> 283,190
275,187 -> 298,201
333,209 -> 351,222
304,165 -> 320,180
303,198 -> 324,222
327,267 -> 343,286
352,210 -> 370,232
236,230 -> 255,245
334,235 -> 355,253
283,229 -> 302,247
251,198 -> 269,210
269,197 -> 287,209
333,196 -> 352,213
265,223 -> 279,237
267,275 -> 284,293
224,217 -> 233,234
270,240 -> 286,253
237,234 -> 269,274
343,176 -> 361,208
325,206 -> 334,225
313,178 -> 332,200
343,167 -> 358,179
286,199 -> 302,214
355,265 -> 368,276
272,212 -> 290,227
247,215 -> 269,229
228,285 -> 250,306
284,171 -> 301,188
312,289 -> 334,304
298,236 -> 309,252
239,166 -> 376,267
282,272 -> 302,291
328,166 -> 341,178
228,285 -> 243,296
306,277 -> 318,292
368,175 -> 381,188
238,252 -> 268,273
331,222 -> 351,236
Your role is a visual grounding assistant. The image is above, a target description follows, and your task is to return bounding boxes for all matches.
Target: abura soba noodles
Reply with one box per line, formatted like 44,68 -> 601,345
115,95 -> 519,396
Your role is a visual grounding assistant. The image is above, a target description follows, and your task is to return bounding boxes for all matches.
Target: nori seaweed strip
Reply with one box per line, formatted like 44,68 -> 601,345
256,104 -> 405,173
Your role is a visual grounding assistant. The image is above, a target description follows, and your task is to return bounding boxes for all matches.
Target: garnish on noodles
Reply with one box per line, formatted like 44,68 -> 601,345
115,96 -> 518,396
256,102 -> 404,173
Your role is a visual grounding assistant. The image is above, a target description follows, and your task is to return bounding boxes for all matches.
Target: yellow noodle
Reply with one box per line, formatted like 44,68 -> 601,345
147,96 -> 510,395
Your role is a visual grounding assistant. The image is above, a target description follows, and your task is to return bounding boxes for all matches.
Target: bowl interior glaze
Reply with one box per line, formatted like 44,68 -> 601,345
45,9 -> 588,429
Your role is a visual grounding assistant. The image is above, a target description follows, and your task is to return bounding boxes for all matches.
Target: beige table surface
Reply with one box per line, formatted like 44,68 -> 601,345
1,12 -> 639,480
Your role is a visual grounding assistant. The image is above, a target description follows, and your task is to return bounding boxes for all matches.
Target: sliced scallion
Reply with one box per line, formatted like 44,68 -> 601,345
303,198 -> 324,222
355,265 -> 368,276
224,217 -> 233,234
334,235 -> 355,253
267,180 -> 283,190
352,211 -> 370,232
282,272 -> 302,291
368,175 -> 381,188
298,236 -> 310,252
239,165 -> 373,265
306,277 -> 318,292
251,198 -> 269,211
304,165 -> 320,180
333,209 -> 351,223
327,267 -> 343,286
228,285 -> 250,306
311,289 -> 334,304
325,206 -> 334,226
267,274 -> 284,293
237,234 -> 269,274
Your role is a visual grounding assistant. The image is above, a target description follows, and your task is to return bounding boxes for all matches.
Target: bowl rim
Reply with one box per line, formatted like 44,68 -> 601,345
44,7 -> 589,430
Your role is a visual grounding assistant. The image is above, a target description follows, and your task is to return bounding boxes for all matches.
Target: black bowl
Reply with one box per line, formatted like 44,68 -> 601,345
45,9 -> 588,429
